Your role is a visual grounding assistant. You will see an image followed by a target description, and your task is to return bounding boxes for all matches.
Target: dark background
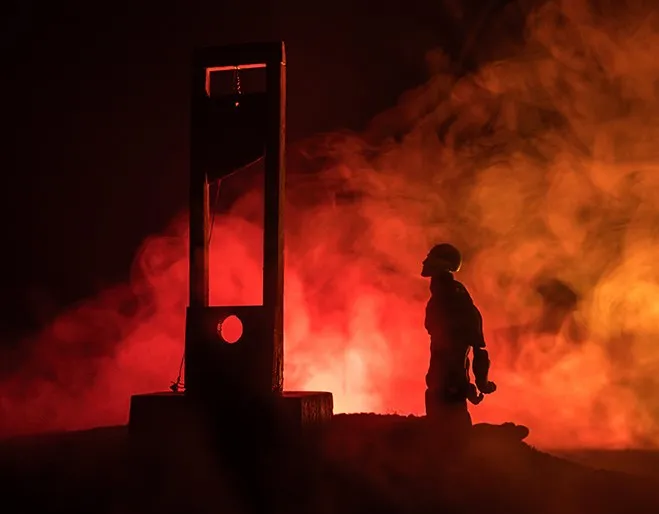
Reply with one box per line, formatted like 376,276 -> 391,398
0,0 -> 531,344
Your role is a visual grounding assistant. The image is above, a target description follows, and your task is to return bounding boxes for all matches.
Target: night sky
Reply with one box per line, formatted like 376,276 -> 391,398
0,0 -> 527,343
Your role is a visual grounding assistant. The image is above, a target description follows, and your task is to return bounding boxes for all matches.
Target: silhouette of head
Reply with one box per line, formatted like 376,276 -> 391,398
421,243 -> 462,277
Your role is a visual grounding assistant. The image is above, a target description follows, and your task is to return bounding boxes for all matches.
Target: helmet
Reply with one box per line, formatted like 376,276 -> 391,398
421,243 -> 462,276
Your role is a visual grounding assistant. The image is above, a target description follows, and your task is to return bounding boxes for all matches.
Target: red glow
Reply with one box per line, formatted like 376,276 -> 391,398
218,315 -> 243,344
3,2 -> 659,450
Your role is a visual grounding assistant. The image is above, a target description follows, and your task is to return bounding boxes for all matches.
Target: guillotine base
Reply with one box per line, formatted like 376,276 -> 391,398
128,390 -> 334,439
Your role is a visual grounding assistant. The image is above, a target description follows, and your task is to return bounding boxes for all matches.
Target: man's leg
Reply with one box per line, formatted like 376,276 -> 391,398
425,389 -> 472,431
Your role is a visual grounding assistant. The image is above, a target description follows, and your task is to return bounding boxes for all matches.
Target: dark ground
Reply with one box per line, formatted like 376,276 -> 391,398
1,413 -> 658,514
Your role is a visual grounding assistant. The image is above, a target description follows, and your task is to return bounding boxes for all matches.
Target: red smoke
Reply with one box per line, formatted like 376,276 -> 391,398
3,0 -> 659,449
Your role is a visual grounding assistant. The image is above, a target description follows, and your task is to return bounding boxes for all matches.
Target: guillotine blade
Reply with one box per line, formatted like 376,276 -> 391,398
199,92 -> 268,181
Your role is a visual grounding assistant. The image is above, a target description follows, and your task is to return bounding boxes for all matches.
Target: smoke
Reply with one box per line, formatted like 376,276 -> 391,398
3,0 -> 659,449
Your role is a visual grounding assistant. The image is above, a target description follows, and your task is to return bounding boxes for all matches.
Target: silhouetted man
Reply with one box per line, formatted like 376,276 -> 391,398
421,243 -> 496,432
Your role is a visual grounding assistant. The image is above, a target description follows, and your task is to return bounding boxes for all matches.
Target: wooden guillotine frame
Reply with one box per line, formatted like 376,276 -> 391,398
128,42 -> 333,436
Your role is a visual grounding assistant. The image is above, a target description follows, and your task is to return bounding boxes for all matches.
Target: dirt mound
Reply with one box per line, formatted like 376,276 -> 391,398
0,414 -> 657,514
318,415 -> 658,514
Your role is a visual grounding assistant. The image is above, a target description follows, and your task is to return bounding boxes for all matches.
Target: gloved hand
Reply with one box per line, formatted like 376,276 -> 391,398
467,383 -> 484,405
477,380 -> 497,395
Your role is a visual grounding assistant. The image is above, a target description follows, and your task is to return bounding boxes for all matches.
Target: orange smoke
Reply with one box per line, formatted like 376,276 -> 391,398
3,0 -> 659,449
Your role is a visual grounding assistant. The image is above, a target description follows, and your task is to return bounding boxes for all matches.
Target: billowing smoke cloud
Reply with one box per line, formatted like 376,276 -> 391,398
3,0 -> 659,449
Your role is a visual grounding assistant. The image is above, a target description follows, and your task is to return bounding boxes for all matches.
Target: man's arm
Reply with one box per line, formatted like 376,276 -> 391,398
469,301 -> 496,395
472,346 -> 496,394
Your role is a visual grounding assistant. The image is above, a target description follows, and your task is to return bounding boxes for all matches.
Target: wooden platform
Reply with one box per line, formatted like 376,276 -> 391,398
128,390 -> 333,438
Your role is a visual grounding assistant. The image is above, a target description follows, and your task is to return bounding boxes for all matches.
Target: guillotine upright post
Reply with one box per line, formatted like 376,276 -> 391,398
185,42 -> 285,400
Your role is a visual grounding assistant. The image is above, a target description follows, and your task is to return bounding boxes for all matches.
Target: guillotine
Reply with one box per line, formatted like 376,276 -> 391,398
128,42 -> 333,436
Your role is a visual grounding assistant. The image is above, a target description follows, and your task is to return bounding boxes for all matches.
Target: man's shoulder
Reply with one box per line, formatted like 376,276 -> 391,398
430,275 -> 474,302
452,279 -> 471,295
